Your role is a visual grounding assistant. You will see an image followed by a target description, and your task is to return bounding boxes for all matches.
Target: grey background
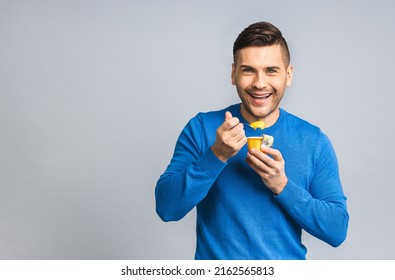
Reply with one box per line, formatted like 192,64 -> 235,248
1,0 -> 394,259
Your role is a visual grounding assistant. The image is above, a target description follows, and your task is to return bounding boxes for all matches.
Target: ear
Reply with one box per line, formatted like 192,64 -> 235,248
231,63 -> 236,85
286,64 -> 293,87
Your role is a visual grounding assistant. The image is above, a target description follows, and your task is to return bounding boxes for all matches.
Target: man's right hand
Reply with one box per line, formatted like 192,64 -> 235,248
211,111 -> 247,162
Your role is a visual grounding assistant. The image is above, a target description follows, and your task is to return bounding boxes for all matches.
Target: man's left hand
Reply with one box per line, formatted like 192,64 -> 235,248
246,147 -> 288,195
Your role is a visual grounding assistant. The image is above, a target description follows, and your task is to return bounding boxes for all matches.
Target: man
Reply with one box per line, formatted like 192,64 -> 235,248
155,21 -> 349,259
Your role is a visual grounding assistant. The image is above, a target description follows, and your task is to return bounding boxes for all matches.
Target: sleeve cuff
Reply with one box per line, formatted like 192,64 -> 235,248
274,178 -> 304,212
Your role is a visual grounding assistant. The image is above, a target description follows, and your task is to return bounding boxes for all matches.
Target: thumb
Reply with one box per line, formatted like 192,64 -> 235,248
225,111 -> 233,121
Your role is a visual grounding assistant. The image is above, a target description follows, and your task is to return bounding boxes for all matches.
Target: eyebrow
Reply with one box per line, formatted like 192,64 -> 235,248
240,64 -> 253,69
240,64 -> 281,70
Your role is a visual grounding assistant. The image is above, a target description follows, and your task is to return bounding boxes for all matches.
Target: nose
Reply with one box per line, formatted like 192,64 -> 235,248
252,73 -> 267,89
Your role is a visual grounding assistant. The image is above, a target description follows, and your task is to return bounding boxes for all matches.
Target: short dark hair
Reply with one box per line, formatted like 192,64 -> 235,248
233,21 -> 290,65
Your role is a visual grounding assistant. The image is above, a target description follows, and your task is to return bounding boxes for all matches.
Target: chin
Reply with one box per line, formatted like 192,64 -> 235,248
251,106 -> 279,121
251,107 -> 270,118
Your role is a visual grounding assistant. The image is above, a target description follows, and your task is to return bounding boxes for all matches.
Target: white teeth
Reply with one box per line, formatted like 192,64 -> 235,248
251,94 -> 271,99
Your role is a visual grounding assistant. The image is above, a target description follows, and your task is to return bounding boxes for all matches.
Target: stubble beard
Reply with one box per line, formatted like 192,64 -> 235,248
239,90 -> 281,123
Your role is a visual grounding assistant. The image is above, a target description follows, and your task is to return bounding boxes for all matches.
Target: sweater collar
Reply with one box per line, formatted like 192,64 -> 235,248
229,103 -> 285,131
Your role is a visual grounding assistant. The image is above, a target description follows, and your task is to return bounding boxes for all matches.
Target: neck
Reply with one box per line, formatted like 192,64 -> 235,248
240,106 -> 280,128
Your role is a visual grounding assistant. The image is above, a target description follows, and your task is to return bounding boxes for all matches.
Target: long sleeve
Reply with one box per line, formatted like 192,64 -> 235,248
155,114 -> 226,222
275,132 -> 349,247
155,105 -> 349,259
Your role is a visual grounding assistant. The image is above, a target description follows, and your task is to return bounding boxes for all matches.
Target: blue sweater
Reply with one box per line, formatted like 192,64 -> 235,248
155,104 -> 349,259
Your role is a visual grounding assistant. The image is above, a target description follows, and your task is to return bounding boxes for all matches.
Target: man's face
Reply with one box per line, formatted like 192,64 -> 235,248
231,44 -> 293,126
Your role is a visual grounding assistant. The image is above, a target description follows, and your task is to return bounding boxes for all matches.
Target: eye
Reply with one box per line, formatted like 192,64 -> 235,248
242,68 -> 254,74
266,67 -> 279,75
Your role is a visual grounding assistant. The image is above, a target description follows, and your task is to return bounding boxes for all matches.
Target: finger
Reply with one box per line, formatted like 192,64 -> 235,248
234,132 -> 247,145
247,150 -> 268,168
222,126 -> 246,148
263,147 -> 283,162
247,149 -> 275,169
227,122 -> 245,137
225,111 -> 232,121
245,155 -> 269,175
223,116 -> 241,131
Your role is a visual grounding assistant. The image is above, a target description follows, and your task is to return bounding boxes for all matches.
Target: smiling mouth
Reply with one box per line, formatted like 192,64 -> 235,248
248,92 -> 272,99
